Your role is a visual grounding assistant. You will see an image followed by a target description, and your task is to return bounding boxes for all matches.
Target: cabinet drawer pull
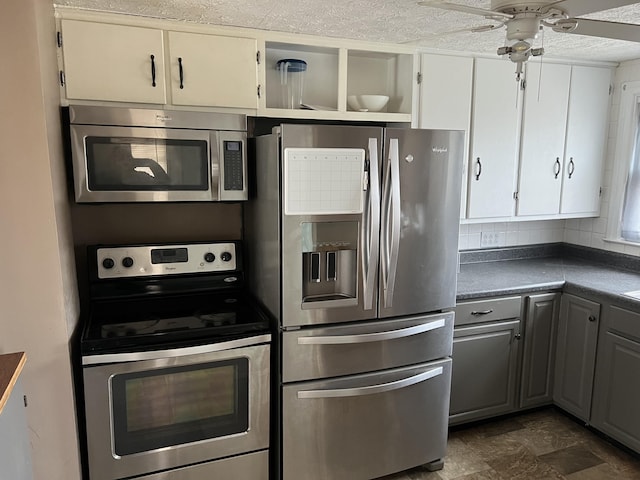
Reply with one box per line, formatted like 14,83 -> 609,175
150,54 -> 156,87
554,158 -> 561,179
178,57 -> 184,89
471,309 -> 493,316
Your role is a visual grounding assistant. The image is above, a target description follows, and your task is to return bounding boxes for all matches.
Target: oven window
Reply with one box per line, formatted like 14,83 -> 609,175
85,137 -> 209,191
111,358 -> 248,455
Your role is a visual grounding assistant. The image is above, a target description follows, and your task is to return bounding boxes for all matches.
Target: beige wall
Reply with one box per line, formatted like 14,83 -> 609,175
0,0 -> 81,479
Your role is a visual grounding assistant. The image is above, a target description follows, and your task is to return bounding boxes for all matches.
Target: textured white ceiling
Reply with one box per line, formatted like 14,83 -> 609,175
55,0 -> 640,62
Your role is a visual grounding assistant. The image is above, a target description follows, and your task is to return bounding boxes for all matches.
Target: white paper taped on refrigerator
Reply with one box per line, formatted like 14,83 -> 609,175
284,148 -> 365,215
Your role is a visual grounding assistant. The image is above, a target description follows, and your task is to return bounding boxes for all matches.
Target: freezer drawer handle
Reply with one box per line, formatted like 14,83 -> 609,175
297,366 -> 443,399
297,318 -> 446,345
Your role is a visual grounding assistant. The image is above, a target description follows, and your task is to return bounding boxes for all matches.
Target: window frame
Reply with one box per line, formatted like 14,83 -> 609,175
606,80 -> 640,244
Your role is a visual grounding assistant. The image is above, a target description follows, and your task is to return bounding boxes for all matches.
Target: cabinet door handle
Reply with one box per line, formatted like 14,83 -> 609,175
178,57 -> 184,89
588,315 -> 597,322
475,157 -> 482,181
471,309 -> 493,316
150,54 -> 156,87
554,158 -> 561,179
568,157 -> 575,179
515,333 -> 522,340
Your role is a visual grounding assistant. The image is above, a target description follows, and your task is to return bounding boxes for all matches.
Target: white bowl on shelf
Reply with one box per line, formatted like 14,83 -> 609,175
347,94 -> 390,112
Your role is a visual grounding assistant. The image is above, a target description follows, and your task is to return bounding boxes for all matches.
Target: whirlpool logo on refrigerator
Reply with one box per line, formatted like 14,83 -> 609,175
432,147 -> 448,154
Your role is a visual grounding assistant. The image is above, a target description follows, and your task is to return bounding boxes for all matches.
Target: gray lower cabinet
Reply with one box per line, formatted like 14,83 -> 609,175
591,305 -> 640,452
450,296 -> 522,425
553,293 -> 601,421
520,293 -> 560,409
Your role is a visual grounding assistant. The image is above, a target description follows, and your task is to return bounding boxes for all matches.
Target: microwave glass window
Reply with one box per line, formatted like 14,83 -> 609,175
111,359 -> 248,455
85,137 -> 209,191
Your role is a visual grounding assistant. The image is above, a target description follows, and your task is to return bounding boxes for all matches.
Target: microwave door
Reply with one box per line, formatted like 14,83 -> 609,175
70,125 -> 214,203
378,128 -> 464,319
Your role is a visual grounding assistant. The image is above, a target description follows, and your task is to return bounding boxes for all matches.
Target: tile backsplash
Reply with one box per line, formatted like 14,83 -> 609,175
459,220 -> 565,250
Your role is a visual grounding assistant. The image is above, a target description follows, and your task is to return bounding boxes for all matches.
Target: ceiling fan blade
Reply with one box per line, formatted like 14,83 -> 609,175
546,0 -> 640,17
418,1 -> 512,19
566,18 -> 640,42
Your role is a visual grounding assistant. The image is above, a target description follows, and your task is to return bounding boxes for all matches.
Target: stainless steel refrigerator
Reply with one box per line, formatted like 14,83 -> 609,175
244,123 -> 463,480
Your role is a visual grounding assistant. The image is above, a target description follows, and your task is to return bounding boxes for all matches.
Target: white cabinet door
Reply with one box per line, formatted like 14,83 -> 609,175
560,66 -> 612,215
167,31 -> 258,108
419,54 -> 473,131
516,62 -> 571,217
467,58 -> 521,219
418,54 -> 473,218
61,20 -> 166,104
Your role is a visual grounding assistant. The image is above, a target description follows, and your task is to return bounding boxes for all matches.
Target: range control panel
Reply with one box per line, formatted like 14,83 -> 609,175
96,242 -> 237,279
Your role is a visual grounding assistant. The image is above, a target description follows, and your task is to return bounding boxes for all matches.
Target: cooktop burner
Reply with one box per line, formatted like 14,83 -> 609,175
80,241 -> 272,355
82,290 -> 270,354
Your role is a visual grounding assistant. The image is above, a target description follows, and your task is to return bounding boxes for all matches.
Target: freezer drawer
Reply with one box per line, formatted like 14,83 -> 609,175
282,312 -> 454,382
282,359 -> 452,480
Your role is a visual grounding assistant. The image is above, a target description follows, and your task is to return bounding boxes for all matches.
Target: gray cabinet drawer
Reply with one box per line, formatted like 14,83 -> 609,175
455,296 -> 522,326
609,306 -> 640,342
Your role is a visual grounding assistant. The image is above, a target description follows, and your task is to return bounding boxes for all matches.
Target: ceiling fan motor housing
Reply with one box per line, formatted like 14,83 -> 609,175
506,16 -> 541,41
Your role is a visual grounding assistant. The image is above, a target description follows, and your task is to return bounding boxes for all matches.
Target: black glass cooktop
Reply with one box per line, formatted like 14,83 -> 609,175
81,289 -> 271,355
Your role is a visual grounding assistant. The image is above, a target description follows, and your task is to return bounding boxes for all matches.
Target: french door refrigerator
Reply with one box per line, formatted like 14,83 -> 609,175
244,123 -> 463,480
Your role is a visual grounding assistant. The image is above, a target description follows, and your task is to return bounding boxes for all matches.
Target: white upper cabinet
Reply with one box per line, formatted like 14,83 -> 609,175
516,62 -> 571,217
560,66 -> 612,216
418,54 -> 473,218
418,54 -> 473,131
516,63 -> 611,218
167,31 -> 258,109
467,58 -> 522,220
60,20 -> 166,104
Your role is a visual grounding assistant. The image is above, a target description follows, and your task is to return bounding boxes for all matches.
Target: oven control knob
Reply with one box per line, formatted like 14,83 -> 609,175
102,258 -> 115,269
122,257 -> 134,268
204,252 -> 215,263
220,252 -> 232,262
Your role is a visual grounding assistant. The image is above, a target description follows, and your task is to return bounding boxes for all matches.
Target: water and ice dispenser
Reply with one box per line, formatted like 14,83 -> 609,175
301,222 -> 358,309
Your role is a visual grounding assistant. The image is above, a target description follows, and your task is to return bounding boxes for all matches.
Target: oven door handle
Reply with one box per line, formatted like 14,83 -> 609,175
297,318 -> 445,345
81,334 -> 271,365
297,366 -> 443,399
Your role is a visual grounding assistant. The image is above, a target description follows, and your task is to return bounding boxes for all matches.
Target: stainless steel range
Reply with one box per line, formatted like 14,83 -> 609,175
245,124 -> 463,479
79,241 -> 271,480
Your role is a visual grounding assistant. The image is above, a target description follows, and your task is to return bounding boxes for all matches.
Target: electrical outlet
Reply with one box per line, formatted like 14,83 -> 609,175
481,231 -> 504,247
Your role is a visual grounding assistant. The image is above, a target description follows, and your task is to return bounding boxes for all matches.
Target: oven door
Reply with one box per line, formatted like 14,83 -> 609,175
70,124 -> 214,203
82,336 -> 270,480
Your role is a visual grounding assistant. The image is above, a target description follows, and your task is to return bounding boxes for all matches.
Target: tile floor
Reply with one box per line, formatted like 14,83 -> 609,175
382,407 -> 640,480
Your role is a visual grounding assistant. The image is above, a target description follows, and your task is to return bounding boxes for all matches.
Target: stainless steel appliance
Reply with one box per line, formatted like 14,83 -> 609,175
67,105 -> 248,203
79,241 -> 271,480
244,124 -> 464,480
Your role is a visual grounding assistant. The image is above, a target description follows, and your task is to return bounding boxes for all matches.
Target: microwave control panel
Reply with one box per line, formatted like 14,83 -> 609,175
96,242 -> 237,279
223,141 -> 244,191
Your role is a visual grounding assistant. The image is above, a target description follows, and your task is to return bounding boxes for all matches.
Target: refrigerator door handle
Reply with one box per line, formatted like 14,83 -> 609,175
384,138 -> 401,308
297,366 -> 443,399
362,137 -> 380,311
297,318 -> 446,345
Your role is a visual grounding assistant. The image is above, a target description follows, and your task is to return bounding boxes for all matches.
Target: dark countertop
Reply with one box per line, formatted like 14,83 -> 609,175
0,352 -> 26,415
456,246 -> 640,311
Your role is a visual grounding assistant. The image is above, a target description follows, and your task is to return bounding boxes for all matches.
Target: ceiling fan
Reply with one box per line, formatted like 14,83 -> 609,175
418,1 -> 640,77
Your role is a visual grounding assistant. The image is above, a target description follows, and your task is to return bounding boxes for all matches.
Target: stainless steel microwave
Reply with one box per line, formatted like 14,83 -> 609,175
67,105 -> 248,203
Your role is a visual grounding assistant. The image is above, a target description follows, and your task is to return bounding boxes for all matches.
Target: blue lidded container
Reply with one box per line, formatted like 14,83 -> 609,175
276,59 -> 307,109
